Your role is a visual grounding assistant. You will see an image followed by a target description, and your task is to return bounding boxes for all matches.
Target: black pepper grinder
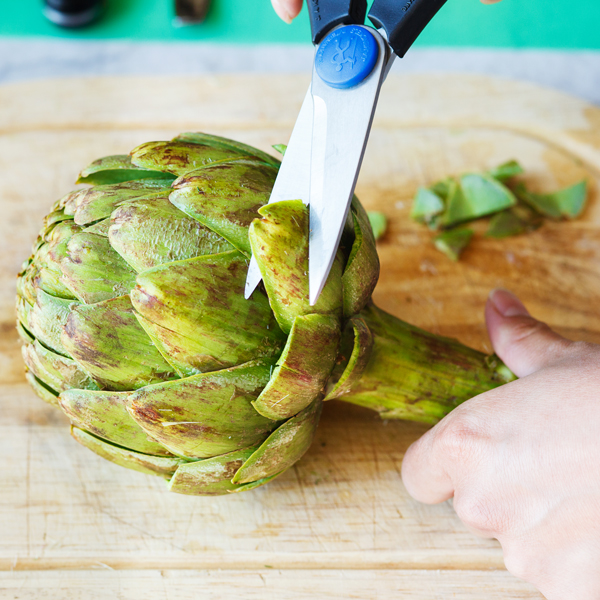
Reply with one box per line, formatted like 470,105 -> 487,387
43,0 -> 103,28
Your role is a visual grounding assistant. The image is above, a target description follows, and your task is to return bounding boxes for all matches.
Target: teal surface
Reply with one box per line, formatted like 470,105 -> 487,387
1,0 -> 599,49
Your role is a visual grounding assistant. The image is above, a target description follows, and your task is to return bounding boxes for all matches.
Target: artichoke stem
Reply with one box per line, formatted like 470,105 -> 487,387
339,304 -> 515,424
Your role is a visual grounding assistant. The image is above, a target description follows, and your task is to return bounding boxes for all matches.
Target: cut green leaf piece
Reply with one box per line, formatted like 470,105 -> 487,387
67,179 -> 171,225
486,206 -> 543,238
77,155 -> 175,185
411,187 -> 445,224
248,200 -> 343,334
126,360 -> 278,460
60,389 -> 171,456
168,446 -> 258,496
22,339 -> 96,394
175,132 -> 281,167
252,314 -> 340,420
441,175 -> 516,228
272,144 -> 287,156
62,295 -> 177,391
367,211 -> 387,240
71,427 -> 187,479
61,233 -> 138,304
325,316 -> 374,400
433,228 -> 474,261
131,251 -> 285,372
232,399 -> 322,485
227,473 -> 283,494
169,161 -> 277,256
109,196 -> 234,272
342,208 -> 379,318
519,180 -> 588,220
487,160 -> 524,182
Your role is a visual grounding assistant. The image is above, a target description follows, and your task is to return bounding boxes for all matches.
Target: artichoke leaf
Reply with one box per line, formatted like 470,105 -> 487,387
248,200 -> 343,334
175,132 -> 281,168
126,359 -> 279,460
487,160 -> 524,182
325,316 -> 374,400
77,155 -> 176,186
131,141 -> 259,177
67,179 -> 171,225
28,289 -> 75,357
60,233 -> 138,304
131,251 -> 285,371
410,187 -> 445,224
62,295 -> 177,391
22,339 -> 96,394
253,314 -> 340,420
232,398 -> 322,485
25,371 -> 60,407
168,446 -> 259,496
109,196 -> 234,272
71,427 -> 187,479
433,228 -> 474,261
169,161 -> 277,256
60,389 -> 171,456
342,209 -> 380,318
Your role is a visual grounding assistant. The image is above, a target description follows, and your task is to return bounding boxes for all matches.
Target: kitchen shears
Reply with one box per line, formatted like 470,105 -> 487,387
245,0 -> 448,304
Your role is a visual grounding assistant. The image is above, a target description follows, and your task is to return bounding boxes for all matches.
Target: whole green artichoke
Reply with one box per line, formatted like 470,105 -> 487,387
16,133 -> 514,496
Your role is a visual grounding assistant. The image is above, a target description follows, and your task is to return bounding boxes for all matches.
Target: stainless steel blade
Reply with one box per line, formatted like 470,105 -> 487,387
308,27 -> 389,305
244,86 -> 314,299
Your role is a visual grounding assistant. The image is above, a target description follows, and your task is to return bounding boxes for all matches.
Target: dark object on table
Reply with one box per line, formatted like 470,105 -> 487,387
174,0 -> 211,25
43,0 -> 103,28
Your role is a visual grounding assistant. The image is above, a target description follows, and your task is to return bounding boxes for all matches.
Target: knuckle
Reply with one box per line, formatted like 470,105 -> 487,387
453,493 -> 510,535
434,414 -> 487,464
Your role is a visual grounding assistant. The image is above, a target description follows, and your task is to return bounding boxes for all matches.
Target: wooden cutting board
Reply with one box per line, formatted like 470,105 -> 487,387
2,73 -> 600,599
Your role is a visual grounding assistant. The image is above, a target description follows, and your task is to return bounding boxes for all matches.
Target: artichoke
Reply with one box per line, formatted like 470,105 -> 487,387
16,133 -> 514,496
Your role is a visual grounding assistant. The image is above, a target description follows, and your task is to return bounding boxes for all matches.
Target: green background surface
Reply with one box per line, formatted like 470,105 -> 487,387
1,0 -> 599,49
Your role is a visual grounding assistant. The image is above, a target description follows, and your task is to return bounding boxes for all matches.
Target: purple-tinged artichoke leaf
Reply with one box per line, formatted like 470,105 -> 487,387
248,200 -> 343,334
253,314 -> 340,420
60,233 -> 138,304
83,218 -> 110,237
131,252 -> 285,370
22,340 -> 96,394
169,161 -> 277,256
126,360 -> 279,459
131,141 -> 258,177
342,209 -> 379,318
62,295 -> 177,391
77,155 -> 175,185
325,316 -> 374,400
109,197 -> 234,273
71,427 -> 187,479
60,389 -> 171,456
433,228 -> 474,261
232,398 -> 322,485
168,446 -> 259,496
29,289 -> 75,357
68,179 -> 171,225
175,132 -> 281,168
25,371 -> 60,407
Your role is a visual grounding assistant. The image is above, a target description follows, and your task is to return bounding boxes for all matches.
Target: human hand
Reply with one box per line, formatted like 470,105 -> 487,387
271,0 -> 503,24
402,289 -> 600,599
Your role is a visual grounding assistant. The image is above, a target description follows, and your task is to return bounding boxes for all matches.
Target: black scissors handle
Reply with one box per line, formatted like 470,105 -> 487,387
306,0 -> 367,45
306,0 -> 448,58
369,0 -> 448,57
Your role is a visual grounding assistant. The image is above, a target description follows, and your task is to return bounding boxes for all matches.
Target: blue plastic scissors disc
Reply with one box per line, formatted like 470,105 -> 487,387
315,25 -> 379,90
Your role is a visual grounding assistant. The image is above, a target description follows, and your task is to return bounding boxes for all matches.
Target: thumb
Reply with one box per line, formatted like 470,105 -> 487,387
485,288 -> 572,378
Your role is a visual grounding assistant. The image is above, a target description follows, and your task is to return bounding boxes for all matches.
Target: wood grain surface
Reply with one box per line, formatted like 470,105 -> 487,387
2,73 -> 600,599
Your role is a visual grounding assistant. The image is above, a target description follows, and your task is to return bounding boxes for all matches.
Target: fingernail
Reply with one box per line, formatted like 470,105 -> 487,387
272,0 -> 293,23
488,288 -> 529,317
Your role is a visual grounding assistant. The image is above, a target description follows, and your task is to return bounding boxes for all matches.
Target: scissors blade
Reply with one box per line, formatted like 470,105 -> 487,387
308,28 -> 389,305
244,86 -> 314,299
